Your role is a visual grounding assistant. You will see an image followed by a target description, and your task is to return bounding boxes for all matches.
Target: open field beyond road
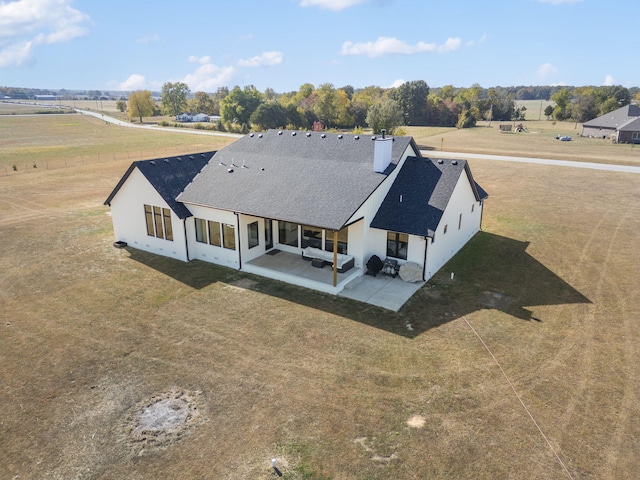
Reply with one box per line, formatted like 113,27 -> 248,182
407,121 -> 640,167
1,115 -> 639,478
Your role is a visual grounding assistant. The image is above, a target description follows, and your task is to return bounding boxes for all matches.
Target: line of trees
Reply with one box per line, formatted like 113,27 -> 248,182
124,82 -> 640,132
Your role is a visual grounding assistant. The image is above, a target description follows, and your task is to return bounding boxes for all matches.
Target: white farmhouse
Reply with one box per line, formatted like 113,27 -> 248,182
105,130 -> 487,298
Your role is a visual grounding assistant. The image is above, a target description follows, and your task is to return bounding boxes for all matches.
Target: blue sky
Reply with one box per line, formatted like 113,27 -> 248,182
0,0 -> 636,93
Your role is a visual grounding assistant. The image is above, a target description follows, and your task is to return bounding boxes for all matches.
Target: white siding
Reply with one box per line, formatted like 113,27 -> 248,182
185,204 -> 240,269
424,173 -> 483,280
238,214 -> 266,264
109,168 -> 188,261
347,143 -> 417,267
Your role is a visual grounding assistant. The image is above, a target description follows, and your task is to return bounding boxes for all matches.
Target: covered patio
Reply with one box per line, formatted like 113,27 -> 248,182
243,250 -> 424,311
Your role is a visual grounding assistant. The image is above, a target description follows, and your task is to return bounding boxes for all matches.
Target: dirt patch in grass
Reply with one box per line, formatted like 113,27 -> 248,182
125,389 -> 205,455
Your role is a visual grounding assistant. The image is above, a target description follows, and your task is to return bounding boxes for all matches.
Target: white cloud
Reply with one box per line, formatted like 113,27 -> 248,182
237,51 -> 284,67
0,38 -> 35,67
538,63 -> 558,79
299,0 -> 367,11
536,0 -> 583,4
0,0 -> 90,66
340,36 -> 461,57
603,74 -> 614,86
182,61 -> 236,92
388,79 -> 405,88
118,74 -> 149,91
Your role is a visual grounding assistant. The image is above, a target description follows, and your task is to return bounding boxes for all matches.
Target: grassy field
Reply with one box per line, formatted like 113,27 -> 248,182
406,120 -> 640,166
1,115 -> 639,479
0,114 -> 234,174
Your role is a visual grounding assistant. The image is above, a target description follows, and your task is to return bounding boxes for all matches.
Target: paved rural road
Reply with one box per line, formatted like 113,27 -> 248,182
422,150 -> 640,174
75,109 -> 242,138
76,109 -> 639,174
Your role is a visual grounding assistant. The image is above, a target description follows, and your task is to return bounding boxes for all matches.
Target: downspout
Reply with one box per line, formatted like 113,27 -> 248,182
183,219 -> 190,261
235,212 -> 242,270
422,236 -> 429,281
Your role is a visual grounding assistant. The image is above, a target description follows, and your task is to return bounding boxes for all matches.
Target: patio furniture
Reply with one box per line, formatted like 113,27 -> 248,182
302,246 -> 354,273
311,258 -> 325,268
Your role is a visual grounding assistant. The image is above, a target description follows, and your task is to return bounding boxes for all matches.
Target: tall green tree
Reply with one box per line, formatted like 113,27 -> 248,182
161,82 -> 190,118
551,88 -> 571,121
210,86 -> 229,116
365,98 -> 404,134
313,83 -> 339,127
389,80 -> 430,125
127,90 -> 155,123
190,91 -> 215,115
220,85 -> 263,125
250,102 -> 289,130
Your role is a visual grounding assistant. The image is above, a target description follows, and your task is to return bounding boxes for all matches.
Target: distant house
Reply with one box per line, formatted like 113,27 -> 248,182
105,130 -> 488,295
581,104 -> 640,143
176,113 -> 211,123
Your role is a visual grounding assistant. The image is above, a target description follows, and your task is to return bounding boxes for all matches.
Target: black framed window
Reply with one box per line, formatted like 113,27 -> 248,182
302,225 -> 322,248
386,231 -> 408,260
325,227 -> 348,254
278,221 -> 299,247
208,220 -> 221,246
195,218 -> 207,243
144,204 -> 172,241
247,221 -> 259,249
222,224 -> 236,250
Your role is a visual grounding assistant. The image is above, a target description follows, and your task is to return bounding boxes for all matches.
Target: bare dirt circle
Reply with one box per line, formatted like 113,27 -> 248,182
125,389 -> 204,455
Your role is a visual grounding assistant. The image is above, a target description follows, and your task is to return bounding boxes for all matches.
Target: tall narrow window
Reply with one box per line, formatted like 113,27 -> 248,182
144,205 -> 155,236
247,221 -> 259,249
163,208 -> 173,241
153,206 -> 164,239
471,204 -> 475,213
208,220 -> 221,246
387,232 -> 408,260
222,224 -> 236,250
195,218 -> 207,243
458,213 -> 462,230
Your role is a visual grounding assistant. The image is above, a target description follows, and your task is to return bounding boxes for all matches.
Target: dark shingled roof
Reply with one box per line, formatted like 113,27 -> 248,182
582,104 -> 640,129
370,156 -> 488,238
177,130 -> 417,230
104,151 -> 214,219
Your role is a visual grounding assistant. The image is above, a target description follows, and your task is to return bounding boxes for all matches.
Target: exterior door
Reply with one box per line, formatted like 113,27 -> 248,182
265,219 -> 273,250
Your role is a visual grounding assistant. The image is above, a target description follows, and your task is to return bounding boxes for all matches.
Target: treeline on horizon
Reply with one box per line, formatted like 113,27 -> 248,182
3,82 -> 639,133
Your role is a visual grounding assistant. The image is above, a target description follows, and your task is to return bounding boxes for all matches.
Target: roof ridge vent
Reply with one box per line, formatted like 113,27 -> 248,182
451,160 -> 458,165
150,160 -> 156,165
291,131 -> 297,136
437,159 -> 444,164
321,133 -> 326,138
306,132 -> 312,137
337,134 -> 343,139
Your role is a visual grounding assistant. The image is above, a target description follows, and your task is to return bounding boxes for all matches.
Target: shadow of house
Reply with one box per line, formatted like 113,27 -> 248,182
119,231 -> 590,338
411,232 -> 592,325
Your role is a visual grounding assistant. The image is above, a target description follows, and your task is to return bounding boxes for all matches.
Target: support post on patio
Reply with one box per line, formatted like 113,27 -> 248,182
333,230 -> 338,287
